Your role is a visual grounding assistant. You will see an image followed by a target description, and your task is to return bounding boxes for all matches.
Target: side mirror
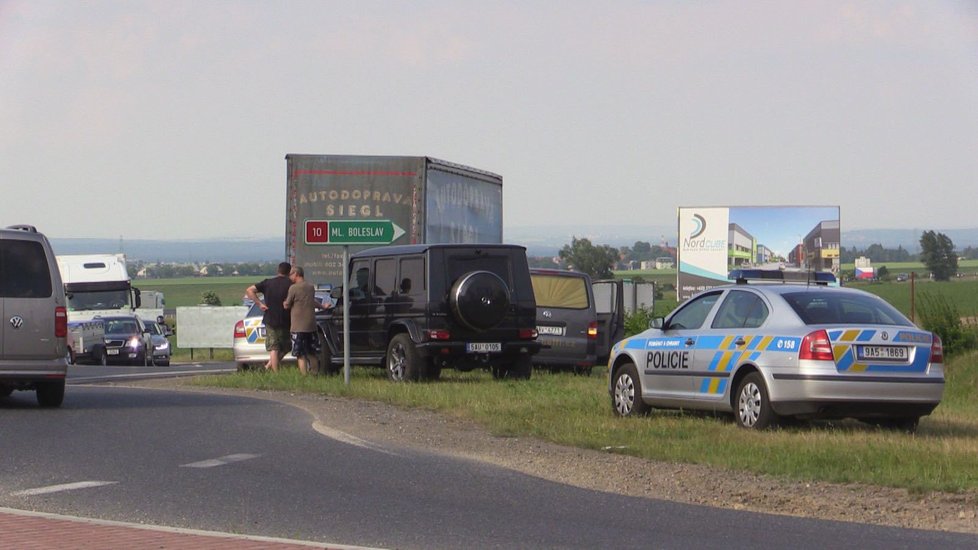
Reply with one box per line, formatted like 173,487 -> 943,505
650,317 -> 664,330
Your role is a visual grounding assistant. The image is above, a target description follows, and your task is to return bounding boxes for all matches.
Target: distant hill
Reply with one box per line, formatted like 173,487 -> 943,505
49,226 -> 978,263
50,238 -> 284,263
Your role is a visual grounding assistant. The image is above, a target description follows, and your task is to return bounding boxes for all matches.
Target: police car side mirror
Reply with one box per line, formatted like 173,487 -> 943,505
650,317 -> 664,329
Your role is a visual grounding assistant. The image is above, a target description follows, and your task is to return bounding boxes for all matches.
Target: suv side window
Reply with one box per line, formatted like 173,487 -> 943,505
399,257 -> 424,297
374,258 -> 396,300
0,240 -> 53,298
349,260 -> 371,301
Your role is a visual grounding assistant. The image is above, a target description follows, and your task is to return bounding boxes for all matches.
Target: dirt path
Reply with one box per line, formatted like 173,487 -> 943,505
124,380 -> 978,535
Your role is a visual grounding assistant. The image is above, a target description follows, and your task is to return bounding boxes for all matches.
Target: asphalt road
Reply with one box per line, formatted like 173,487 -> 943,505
0,378 -> 976,548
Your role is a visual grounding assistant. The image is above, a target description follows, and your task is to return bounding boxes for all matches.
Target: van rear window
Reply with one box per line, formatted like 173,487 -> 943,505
0,240 -> 53,298
531,275 -> 589,309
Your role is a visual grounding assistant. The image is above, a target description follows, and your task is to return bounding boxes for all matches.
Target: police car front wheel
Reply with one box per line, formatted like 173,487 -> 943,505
612,362 -> 650,417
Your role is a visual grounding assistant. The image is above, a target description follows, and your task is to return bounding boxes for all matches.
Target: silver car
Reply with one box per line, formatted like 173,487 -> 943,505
0,225 -> 68,407
142,318 -> 172,366
609,271 -> 945,431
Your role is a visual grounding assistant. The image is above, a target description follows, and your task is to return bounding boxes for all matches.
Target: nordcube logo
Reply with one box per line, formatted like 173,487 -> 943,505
689,214 -> 706,239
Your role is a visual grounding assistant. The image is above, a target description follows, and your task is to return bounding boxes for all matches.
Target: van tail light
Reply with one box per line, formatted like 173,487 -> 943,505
519,328 -> 538,340
930,334 -> 944,364
55,306 -> 67,338
233,320 -> 246,339
799,330 -> 834,361
587,321 -> 598,340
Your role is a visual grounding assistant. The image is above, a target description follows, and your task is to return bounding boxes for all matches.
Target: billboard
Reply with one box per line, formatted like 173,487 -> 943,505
677,206 -> 841,301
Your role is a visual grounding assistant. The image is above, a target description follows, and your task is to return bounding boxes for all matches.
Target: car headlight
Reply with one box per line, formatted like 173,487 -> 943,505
128,336 -> 141,349
155,341 -> 170,351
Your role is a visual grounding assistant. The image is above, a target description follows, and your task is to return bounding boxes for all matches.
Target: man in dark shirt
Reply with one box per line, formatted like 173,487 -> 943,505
245,262 -> 292,372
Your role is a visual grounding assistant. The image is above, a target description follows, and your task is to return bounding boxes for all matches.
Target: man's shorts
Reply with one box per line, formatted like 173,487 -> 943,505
265,327 -> 291,352
291,332 -> 321,358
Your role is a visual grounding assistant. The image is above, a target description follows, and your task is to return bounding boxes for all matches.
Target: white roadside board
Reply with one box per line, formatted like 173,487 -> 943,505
176,306 -> 249,348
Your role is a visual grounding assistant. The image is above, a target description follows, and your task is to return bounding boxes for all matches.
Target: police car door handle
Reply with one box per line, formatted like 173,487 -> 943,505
685,338 -> 695,347
734,338 -> 746,346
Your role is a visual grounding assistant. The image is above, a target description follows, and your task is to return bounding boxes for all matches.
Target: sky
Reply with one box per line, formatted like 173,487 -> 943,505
2,1 -> 976,241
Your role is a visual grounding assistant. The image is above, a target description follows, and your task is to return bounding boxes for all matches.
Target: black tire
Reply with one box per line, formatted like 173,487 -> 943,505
866,417 -> 920,434
574,365 -> 593,377
491,365 -> 507,379
318,330 -> 340,375
36,379 -> 65,408
611,362 -> 651,417
423,362 -> 442,381
96,346 -> 108,366
159,358 -> 170,367
449,271 -> 510,331
735,372 -> 778,429
387,333 -> 423,382
507,356 -> 532,380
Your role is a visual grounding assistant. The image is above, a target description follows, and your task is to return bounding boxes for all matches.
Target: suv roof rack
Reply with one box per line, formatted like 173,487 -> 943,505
5,224 -> 38,233
728,269 -> 836,286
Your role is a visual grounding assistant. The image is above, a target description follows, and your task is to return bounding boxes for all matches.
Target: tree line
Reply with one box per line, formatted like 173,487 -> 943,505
546,231 -> 962,282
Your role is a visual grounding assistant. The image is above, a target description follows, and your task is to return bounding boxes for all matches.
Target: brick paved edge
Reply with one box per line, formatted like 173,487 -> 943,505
0,506 -> 381,550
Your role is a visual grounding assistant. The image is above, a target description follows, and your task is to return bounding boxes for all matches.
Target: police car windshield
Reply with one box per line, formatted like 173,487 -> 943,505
781,291 -> 913,326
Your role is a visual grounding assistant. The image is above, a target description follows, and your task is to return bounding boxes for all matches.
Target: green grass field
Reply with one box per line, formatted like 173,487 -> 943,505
135,276 -> 255,308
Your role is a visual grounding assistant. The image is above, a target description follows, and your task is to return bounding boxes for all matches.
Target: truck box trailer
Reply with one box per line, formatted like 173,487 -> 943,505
286,154 -> 503,286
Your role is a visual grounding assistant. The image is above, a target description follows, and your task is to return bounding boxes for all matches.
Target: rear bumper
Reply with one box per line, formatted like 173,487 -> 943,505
767,364 -> 945,418
0,359 -> 68,385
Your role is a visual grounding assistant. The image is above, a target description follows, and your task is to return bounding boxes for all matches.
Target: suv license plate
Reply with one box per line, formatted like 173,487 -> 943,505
467,342 -> 502,353
537,326 -> 564,336
858,345 -> 908,361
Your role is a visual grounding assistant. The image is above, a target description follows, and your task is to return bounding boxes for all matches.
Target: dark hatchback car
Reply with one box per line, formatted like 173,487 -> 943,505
101,315 -> 152,366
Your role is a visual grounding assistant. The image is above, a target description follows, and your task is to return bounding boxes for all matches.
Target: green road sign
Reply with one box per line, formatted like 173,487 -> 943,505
304,219 -> 406,245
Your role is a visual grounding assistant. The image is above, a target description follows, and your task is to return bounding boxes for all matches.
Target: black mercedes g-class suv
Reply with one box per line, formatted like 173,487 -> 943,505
317,243 -> 541,381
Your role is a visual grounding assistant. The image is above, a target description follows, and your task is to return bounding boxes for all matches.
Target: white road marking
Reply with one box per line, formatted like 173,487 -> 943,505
68,369 -> 232,383
11,481 -> 118,497
312,421 -> 401,457
180,453 -> 260,468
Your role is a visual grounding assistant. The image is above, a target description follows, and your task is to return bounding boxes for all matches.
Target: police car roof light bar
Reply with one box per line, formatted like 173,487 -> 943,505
728,269 -> 837,286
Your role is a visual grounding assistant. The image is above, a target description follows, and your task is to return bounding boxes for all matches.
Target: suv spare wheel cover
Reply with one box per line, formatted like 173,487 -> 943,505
450,271 -> 510,331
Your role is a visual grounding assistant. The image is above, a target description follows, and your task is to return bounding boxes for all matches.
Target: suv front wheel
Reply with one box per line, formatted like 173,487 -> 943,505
387,333 -> 425,382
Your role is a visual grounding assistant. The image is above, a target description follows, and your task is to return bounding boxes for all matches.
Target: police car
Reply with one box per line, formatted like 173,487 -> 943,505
609,270 -> 945,431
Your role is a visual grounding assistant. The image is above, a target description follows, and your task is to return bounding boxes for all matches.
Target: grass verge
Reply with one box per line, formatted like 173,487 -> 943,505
190,351 -> 978,494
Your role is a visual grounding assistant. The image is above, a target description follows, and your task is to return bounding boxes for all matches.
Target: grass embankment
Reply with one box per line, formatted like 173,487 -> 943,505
191,351 -> 978,494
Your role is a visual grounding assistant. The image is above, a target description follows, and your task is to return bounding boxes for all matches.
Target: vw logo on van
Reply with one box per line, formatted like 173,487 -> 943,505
9,316 -> 24,329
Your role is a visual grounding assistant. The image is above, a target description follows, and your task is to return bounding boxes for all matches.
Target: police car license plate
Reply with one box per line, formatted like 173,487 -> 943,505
537,326 -> 564,336
858,345 -> 908,361
107,349 -> 119,355
466,342 -> 501,353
